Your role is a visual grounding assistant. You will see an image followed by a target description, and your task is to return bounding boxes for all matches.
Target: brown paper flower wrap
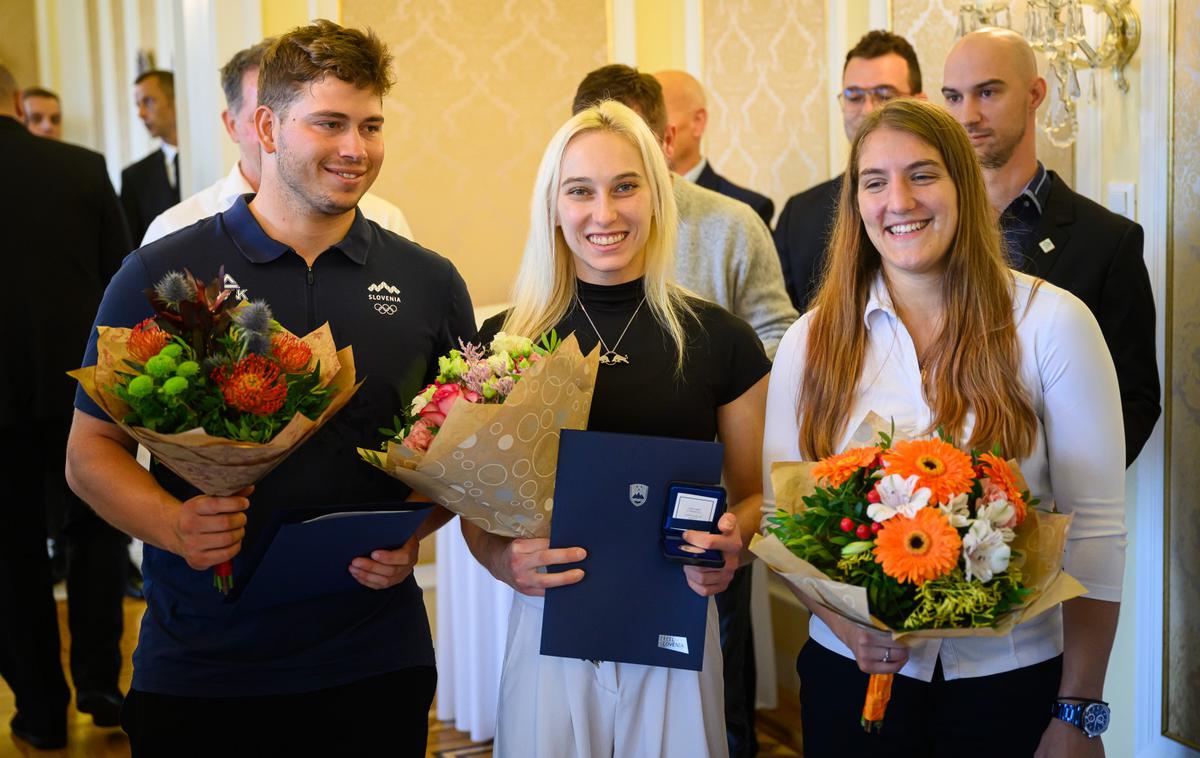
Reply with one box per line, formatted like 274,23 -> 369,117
752,412 -> 1087,730
70,321 -> 360,591
71,322 -> 360,494
359,334 -> 599,538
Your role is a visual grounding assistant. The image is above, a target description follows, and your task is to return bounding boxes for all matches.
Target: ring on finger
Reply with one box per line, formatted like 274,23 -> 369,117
882,647 -> 891,663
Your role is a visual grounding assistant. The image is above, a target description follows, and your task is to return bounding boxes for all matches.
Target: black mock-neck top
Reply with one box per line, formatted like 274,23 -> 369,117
482,278 -> 770,442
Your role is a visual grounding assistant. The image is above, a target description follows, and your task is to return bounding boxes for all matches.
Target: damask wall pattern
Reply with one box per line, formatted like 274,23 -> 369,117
1167,0 -> 1200,746
701,0 -> 829,225
0,0 -> 39,95
342,0 -> 608,306
890,0 -> 1074,183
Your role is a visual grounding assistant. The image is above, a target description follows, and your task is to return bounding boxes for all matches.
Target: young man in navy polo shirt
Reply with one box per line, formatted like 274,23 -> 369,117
66,21 -> 474,755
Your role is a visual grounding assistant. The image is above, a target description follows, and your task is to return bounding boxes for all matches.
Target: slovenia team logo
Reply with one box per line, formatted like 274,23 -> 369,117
368,281 -> 401,315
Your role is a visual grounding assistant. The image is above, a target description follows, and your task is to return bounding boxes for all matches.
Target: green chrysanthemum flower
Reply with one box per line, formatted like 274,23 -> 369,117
127,375 -> 154,398
145,354 -> 177,378
162,376 -> 188,396
160,343 -> 183,360
175,360 -> 200,378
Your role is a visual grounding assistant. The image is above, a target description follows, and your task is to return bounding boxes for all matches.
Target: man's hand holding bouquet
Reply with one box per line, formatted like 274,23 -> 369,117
71,268 -> 360,592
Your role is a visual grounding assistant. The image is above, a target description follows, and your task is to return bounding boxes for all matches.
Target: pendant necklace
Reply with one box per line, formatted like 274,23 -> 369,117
577,295 -> 646,366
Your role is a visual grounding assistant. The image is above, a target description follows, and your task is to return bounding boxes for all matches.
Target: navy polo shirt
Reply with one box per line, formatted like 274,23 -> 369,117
75,195 -> 476,697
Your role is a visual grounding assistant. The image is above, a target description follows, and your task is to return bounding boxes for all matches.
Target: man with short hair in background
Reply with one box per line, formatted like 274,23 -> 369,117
22,86 -> 62,140
943,28 -> 1159,467
654,70 -> 774,226
773,30 -> 925,311
121,70 -> 180,244
573,64 -> 797,758
66,22 -> 472,756
142,39 -> 412,246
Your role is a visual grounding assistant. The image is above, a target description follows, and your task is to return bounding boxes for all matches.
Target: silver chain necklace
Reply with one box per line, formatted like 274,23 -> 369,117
576,296 -> 646,366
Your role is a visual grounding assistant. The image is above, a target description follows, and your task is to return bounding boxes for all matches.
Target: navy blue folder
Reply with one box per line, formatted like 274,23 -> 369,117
540,429 -> 724,670
228,504 -> 431,611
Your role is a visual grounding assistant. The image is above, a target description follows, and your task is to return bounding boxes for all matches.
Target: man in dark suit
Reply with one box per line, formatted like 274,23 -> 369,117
773,31 -> 924,310
121,70 -> 180,244
944,28 -> 1160,467
654,70 -> 775,225
0,65 -> 131,750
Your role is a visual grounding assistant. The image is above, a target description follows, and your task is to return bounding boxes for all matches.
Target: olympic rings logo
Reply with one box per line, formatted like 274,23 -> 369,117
374,303 -> 398,316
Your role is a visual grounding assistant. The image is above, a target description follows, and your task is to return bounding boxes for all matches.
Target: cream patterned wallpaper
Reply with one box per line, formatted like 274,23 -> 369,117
890,0 -> 1074,183
701,0 -> 828,224
341,0 -> 608,307
1167,0 -> 1200,746
0,0 -> 39,94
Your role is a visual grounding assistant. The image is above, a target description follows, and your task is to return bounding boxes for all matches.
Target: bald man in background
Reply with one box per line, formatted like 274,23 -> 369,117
655,70 -> 774,225
943,29 -> 1159,467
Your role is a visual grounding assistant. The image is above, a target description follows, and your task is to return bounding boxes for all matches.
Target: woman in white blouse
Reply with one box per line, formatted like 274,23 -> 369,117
763,98 -> 1125,757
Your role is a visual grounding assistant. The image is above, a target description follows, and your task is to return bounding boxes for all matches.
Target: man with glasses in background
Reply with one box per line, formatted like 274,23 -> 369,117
773,30 -> 924,311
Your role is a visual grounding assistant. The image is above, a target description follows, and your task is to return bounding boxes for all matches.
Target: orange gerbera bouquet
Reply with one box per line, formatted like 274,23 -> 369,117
754,414 -> 1084,733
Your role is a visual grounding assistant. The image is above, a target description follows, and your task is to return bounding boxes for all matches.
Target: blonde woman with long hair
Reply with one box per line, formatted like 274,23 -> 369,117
763,99 -> 1126,756
463,100 -> 769,757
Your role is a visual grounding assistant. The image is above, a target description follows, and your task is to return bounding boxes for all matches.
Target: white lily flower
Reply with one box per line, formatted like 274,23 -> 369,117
867,474 -> 932,522
976,498 -> 1017,530
962,519 -> 1012,582
938,492 -> 971,528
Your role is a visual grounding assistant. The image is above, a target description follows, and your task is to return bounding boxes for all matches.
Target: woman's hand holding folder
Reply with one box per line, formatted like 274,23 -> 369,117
679,512 -> 741,597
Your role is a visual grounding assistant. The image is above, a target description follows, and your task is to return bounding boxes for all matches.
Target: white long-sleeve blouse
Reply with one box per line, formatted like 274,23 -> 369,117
762,270 -> 1127,682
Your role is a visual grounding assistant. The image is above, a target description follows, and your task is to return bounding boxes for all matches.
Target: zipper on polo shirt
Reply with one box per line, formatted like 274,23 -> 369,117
306,265 -> 316,330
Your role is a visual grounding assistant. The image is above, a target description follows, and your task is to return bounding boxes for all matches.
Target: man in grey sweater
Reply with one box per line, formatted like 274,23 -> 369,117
573,65 -> 796,758
573,66 -> 797,360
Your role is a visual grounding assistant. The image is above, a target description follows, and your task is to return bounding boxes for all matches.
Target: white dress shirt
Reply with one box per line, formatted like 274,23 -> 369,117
141,161 -> 414,246
762,270 -> 1126,682
681,156 -> 707,184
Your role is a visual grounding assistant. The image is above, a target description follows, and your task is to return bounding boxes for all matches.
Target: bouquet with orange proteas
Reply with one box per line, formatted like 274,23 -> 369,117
754,414 -> 1084,733
71,268 -> 360,592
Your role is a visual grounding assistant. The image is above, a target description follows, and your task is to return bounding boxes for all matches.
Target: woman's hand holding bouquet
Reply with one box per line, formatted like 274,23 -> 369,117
360,331 -> 598,539
755,414 -> 1085,732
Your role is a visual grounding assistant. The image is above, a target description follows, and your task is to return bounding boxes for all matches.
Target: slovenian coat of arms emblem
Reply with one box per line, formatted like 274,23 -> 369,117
629,483 -> 648,507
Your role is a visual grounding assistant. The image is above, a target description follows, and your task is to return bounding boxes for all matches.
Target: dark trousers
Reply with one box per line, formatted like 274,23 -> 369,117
0,430 -> 70,733
42,419 -> 129,694
121,666 -> 437,758
60,493 -> 129,693
797,640 -> 1062,757
716,563 -> 757,758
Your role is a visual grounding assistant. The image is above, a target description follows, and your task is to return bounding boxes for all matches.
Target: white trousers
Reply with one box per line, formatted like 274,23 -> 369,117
494,593 -> 728,758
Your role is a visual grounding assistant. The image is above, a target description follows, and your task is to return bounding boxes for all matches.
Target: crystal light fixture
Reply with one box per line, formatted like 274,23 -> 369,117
956,1 -> 1140,148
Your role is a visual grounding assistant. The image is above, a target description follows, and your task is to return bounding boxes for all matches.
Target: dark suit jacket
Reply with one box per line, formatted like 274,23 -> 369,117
772,174 -> 843,311
120,147 -> 180,246
1016,171 -> 1160,465
696,162 -> 774,226
0,116 -> 131,426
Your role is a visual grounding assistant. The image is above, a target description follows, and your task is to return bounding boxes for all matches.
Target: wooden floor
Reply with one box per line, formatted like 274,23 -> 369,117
0,598 -> 801,757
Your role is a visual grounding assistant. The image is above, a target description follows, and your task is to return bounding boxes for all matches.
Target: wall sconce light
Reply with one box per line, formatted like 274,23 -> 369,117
957,1 -> 1141,148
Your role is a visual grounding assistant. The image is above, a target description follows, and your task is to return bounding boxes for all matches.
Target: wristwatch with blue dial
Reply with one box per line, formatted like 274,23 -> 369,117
1051,698 -> 1110,738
